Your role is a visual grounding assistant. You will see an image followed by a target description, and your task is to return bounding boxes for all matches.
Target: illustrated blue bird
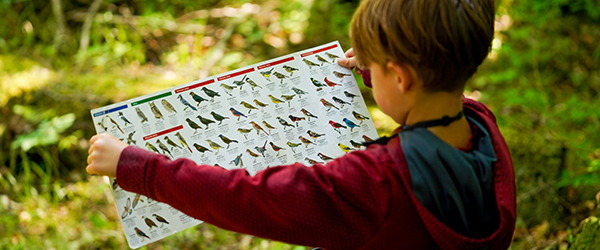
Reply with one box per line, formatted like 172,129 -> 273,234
342,118 -> 361,132
229,107 -> 248,121
118,112 -> 132,126
230,153 -> 243,168
134,227 -> 151,242
178,94 -> 198,111
190,91 -> 207,106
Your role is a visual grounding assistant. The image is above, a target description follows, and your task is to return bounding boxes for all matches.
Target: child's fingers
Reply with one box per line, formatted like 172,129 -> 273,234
86,164 -> 97,175
345,48 -> 355,57
90,134 -> 101,144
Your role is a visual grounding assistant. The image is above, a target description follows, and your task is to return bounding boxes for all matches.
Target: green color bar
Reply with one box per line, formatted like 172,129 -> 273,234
130,92 -> 172,106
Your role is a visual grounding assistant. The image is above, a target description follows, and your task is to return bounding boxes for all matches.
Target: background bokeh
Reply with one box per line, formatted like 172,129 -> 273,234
0,0 -> 599,249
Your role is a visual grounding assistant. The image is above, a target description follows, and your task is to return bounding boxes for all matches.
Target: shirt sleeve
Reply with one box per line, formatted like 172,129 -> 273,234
116,145 -> 393,249
361,69 -> 372,88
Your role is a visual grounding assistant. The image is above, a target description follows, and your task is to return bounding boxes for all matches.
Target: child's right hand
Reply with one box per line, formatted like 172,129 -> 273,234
86,133 -> 128,178
336,48 -> 364,75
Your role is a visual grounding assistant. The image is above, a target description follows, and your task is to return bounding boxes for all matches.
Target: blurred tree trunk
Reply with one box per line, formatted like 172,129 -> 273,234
51,0 -> 67,51
79,0 -> 103,55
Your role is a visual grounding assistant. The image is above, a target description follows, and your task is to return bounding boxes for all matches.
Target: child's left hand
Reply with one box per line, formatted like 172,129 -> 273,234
86,133 -> 128,178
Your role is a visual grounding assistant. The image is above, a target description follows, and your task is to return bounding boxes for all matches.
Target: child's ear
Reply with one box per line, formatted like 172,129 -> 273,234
386,61 -> 414,94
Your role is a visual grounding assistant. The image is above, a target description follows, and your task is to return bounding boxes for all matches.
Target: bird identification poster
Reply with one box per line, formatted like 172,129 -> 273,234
90,41 -> 379,249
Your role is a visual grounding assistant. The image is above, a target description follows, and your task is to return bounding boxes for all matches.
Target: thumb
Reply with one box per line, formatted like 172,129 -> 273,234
336,58 -> 349,67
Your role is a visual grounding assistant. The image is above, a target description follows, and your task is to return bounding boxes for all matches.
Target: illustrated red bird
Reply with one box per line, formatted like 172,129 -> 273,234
362,135 -> 374,143
324,77 -> 342,88
250,121 -> 269,136
328,120 -> 347,135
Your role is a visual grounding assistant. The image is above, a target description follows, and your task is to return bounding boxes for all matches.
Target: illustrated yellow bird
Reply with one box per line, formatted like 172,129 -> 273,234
220,83 -> 237,96
352,111 -> 370,124
240,101 -> 259,113
338,143 -> 354,153
268,94 -> 284,105
316,54 -> 330,65
287,141 -> 302,153
298,136 -> 314,148
262,121 -> 277,133
175,132 -> 192,153
260,68 -> 274,81
246,149 -> 261,163
207,139 -> 223,154
238,128 -> 252,140
282,65 -> 299,76
253,99 -> 269,109
280,94 -> 296,107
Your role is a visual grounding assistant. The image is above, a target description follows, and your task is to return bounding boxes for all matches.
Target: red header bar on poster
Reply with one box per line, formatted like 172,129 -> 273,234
217,68 -> 255,81
143,125 -> 184,140
257,56 -> 294,70
174,79 -> 215,94
300,44 -> 338,57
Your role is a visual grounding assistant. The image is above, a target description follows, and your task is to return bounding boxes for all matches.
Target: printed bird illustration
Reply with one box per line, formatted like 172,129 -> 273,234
350,140 -> 364,149
316,54 -> 330,65
230,153 -> 244,168
177,94 -> 198,111
237,128 -> 252,140
201,87 -> 221,102
287,141 -> 301,153
255,140 -> 268,157
277,116 -> 295,130
333,71 -> 352,78
352,111 -> 370,124
126,132 -> 137,145
262,121 -> 276,133
282,65 -> 299,76
121,198 -> 132,219
193,143 -> 211,156
301,108 -> 318,121
332,96 -> 351,108
344,91 -> 359,102
338,143 -> 354,153
305,157 -> 324,165
362,135 -> 374,143
97,120 -> 108,131
197,115 -> 215,129
135,107 -> 149,124
310,77 -> 327,88
246,149 -> 261,163
175,132 -> 192,153
268,94 -> 284,106
245,77 -> 262,91
298,136 -> 314,148
149,101 -> 164,120
156,139 -> 173,158
317,152 -> 334,161
325,52 -> 339,62
280,94 -> 296,107
324,77 -> 343,88
303,58 -> 320,69
185,118 -> 202,134
232,75 -> 247,90
190,91 -> 207,106
253,99 -> 268,110
146,142 -> 160,154
250,121 -> 269,136
134,227 -> 151,242
320,98 -> 339,111
273,71 -> 289,83
218,134 -> 238,149
343,118 -> 361,132
329,120 -> 347,135
289,115 -> 305,126
229,107 -> 248,121
240,101 -> 258,113
269,142 -> 285,157
207,139 -> 223,154
152,214 -> 170,226
220,83 -> 237,96
107,115 -> 124,134
161,99 -> 177,113
118,112 -> 132,126
291,87 -> 308,98
132,193 -> 144,209
260,68 -> 274,81
142,216 -> 158,231
208,111 -> 228,125
164,136 -> 181,150
112,179 -> 119,190
307,130 -> 325,139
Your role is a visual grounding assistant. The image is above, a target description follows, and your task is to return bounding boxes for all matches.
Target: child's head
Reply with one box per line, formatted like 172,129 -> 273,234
350,0 -> 495,93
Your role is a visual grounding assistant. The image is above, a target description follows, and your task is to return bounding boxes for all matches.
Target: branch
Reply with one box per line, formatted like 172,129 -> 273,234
78,0 -> 103,54
51,0 -> 67,50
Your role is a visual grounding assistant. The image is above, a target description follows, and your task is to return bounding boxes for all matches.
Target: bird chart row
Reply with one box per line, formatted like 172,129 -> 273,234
90,41 -> 379,249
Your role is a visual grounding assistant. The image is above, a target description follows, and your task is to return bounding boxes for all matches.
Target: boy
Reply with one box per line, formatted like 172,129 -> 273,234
87,0 -> 516,249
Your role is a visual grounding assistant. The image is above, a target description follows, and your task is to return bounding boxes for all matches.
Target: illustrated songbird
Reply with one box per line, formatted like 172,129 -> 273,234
121,198 -> 132,219
237,128 -> 252,140
185,118 -> 202,134
310,77 -> 327,88
333,71 -> 352,78
352,111 -> 370,124
303,58 -> 320,69
329,120 -> 347,134
324,77 -> 342,88
250,121 -> 269,136
190,91 -> 207,106
338,143 -> 354,153
149,101 -> 164,120
350,140 -> 364,149
118,112 -> 132,126
197,115 -> 215,129
207,139 -> 223,154
175,132 -> 192,153
245,77 -> 262,91
161,99 -> 177,113
273,71 -> 289,83
134,227 -> 151,241
218,134 -> 238,149
260,68 -> 274,81
146,142 -> 160,154
178,94 -> 198,111
201,87 -> 220,102
232,75 -> 247,90
277,116 -> 295,130
142,216 -> 158,231
126,132 -> 137,145
298,136 -> 314,148
240,101 -> 258,113
230,153 -> 243,167
301,108 -> 318,121
282,65 -> 299,76
305,157 -> 324,165
135,107 -> 148,124
107,115 -> 124,134
332,96 -> 351,108
164,136 -> 181,150
112,179 -> 119,190
156,139 -> 173,158
280,94 -> 296,107
287,141 -> 301,153
210,111 -> 229,125
292,87 -> 308,98
325,52 -> 339,62
243,149 -> 260,163
255,140 -> 268,157
152,214 -> 169,226
229,108 -> 248,121
344,91 -> 359,102
269,142 -> 285,157
253,99 -> 268,110
307,130 -> 325,139
362,135 -> 374,143
343,118 -> 361,132
97,120 -> 107,131
268,94 -> 284,106
320,98 -> 339,111
316,54 -> 330,65
317,152 -> 334,161
193,143 -> 211,156
289,115 -> 305,126
220,83 -> 237,96
262,121 -> 276,133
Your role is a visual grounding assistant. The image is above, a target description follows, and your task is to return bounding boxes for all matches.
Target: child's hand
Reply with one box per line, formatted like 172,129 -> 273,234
86,133 -> 128,178
336,48 -> 364,75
